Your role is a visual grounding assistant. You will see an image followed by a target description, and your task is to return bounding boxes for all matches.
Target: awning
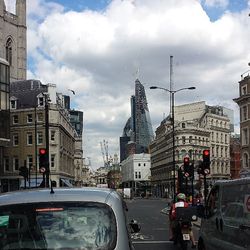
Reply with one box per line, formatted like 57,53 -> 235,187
60,178 -> 73,187
20,178 -> 43,188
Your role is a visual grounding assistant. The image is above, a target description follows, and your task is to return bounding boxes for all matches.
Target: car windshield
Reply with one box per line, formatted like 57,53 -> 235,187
0,202 -> 117,250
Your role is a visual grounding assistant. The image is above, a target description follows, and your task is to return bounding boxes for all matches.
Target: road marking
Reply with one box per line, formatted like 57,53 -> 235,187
133,240 -> 173,244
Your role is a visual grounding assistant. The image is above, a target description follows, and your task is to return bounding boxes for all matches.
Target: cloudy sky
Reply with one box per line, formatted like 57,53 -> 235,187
5,0 -> 250,170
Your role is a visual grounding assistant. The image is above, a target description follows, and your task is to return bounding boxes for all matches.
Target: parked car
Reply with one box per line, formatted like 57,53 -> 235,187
198,177 -> 250,250
0,187 -> 140,250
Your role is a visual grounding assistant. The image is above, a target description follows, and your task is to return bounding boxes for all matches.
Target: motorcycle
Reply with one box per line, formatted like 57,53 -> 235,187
173,206 -> 197,250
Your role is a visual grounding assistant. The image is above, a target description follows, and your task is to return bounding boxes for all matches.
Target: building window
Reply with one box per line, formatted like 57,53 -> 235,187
144,163 -> 146,166
27,132 -> 33,145
243,128 -> 248,145
243,153 -> 249,168
189,136 -> 192,143
182,123 -> 186,128
225,134 -> 227,144
51,131 -> 55,141
27,155 -> 33,170
135,171 -> 138,179
182,136 -> 186,144
38,97 -> 44,106
13,157 -> 19,171
10,100 -> 17,109
138,163 -> 141,167
51,154 -> 55,168
225,147 -> 228,157
221,133 -> 223,143
4,158 -> 10,171
5,38 -> 12,65
13,115 -> 18,124
27,114 -> 33,123
242,106 -> 247,121
37,113 -> 43,122
138,171 -> 141,179
13,134 -> 19,146
37,132 -> 43,145
242,85 -> 247,95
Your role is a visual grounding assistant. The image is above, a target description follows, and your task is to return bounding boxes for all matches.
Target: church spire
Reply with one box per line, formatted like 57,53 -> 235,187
0,0 -> 6,17
16,0 -> 26,26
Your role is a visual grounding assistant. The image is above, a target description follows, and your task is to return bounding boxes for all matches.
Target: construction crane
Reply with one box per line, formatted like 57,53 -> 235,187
100,140 -> 111,168
100,141 -> 106,167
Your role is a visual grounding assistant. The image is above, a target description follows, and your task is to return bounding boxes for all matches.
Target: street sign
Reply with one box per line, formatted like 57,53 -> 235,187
40,167 -> 46,173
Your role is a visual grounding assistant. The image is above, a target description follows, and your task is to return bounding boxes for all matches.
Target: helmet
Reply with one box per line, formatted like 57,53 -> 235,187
176,193 -> 186,201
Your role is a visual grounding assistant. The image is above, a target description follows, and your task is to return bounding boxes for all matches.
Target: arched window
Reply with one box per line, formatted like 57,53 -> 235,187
6,38 -> 13,65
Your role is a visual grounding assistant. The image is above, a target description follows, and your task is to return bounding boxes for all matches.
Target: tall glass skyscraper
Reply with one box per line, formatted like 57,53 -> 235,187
120,79 -> 154,162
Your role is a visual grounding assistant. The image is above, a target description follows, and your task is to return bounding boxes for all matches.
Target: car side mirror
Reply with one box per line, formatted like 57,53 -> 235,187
129,219 -> 141,233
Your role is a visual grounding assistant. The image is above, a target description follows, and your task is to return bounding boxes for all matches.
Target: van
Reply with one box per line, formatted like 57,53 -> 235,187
198,177 -> 250,250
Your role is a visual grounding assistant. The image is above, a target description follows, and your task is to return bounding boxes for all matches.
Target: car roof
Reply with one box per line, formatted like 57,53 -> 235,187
0,187 -> 121,206
213,177 -> 250,187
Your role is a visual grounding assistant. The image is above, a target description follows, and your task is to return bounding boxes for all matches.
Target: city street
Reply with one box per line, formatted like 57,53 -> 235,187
126,197 -> 200,250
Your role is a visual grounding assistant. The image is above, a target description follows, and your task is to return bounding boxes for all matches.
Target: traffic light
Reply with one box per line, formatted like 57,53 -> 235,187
39,148 -> 47,173
183,157 -> 190,177
19,166 -> 28,179
202,149 -> 210,175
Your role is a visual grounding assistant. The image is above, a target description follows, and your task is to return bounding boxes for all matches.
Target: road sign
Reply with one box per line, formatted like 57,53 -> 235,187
40,167 -> 46,173
244,195 -> 250,213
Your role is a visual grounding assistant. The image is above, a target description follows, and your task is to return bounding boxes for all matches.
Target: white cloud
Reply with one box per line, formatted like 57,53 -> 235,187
23,0 -> 250,168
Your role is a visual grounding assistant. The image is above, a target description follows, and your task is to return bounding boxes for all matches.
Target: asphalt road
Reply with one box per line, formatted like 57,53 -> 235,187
126,197 -> 199,250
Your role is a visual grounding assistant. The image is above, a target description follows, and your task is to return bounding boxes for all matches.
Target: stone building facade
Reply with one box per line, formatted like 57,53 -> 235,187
150,101 -> 231,198
0,0 -> 26,82
1,80 -> 76,192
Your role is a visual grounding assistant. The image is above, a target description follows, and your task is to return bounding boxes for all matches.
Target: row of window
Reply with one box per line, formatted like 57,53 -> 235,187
175,146 -> 229,160
10,96 -> 46,110
211,132 -> 228,144
137,163 -> 147,167
12,112 -> 44,125
3,154 -> 56,172
210,119 -> 228,128
176,133 -> 229,146
176,136 -> 209,146
12,131 -> 56,146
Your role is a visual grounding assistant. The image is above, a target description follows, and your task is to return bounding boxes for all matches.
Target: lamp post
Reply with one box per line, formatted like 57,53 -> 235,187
150,86 -> 196,200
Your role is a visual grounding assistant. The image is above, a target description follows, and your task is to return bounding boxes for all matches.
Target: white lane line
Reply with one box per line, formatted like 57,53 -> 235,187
132,240 -> 173,244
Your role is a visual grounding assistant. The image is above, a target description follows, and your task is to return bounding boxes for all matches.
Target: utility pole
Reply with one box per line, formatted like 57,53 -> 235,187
45,93 -> 50,188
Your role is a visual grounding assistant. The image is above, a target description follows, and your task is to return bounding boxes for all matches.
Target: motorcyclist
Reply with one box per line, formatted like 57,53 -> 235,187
169,193 -> 196,248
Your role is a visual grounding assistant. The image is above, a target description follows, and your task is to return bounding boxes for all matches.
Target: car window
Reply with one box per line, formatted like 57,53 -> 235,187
207,186 -> 219,217
0,202 -> 117,250
221,183 -> 250,226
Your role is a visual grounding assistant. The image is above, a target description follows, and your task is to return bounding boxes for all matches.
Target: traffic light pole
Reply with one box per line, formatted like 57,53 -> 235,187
45,94 -> 50,188
172,92 -> 176,200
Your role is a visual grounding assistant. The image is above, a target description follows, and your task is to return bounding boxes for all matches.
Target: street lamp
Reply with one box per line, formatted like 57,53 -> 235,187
150,86 -> 196,199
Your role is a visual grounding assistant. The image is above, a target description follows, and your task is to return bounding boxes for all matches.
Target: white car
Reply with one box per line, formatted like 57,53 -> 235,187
0,187 -> 140,250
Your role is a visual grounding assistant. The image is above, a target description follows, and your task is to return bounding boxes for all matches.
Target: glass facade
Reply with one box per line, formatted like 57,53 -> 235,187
120,79 -> 154,161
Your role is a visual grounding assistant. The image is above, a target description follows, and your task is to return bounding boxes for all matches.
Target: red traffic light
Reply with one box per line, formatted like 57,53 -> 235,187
39,148 -> 46,155
203,150 -> 210,156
